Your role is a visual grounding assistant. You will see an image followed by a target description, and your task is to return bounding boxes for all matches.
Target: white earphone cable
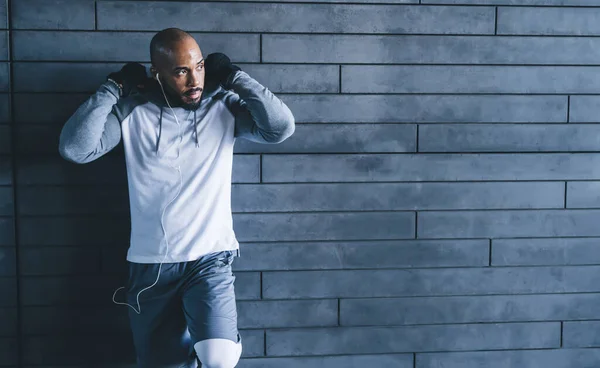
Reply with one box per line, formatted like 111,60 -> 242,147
112,74 -> 185,314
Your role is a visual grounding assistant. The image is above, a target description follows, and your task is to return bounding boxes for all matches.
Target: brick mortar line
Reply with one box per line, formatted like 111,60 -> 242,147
14,62 -> 600,67
72,0 -> 600,7
20,29 -> 600,37
494,6 -> 498,35
6,0 -> 23,366
561,321 -> 564,347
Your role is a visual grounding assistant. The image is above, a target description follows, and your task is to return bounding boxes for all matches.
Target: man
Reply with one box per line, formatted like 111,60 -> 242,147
58,28 -> 295,367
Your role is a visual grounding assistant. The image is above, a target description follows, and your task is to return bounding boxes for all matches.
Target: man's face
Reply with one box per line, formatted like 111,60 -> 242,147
155,37 -> 205,110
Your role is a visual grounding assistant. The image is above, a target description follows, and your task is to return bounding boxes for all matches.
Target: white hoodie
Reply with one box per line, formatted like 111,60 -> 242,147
58,70 -> 295,264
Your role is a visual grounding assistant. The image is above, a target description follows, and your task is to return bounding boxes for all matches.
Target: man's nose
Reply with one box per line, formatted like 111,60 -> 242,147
188,70 -> 202,87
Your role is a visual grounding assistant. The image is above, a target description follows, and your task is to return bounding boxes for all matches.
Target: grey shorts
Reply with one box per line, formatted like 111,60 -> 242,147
126,250 -> 240,367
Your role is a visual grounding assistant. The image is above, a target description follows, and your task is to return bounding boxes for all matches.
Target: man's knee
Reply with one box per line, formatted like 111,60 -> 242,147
194,337 -> 242,368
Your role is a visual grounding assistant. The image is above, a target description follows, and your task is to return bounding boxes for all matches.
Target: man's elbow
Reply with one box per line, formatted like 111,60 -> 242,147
58,142 -> 92,164
267,112 -> 295,144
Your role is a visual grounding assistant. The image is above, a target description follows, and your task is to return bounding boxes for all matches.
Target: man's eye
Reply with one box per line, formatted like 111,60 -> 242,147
178,70 -> 187,76
198,65 -> 204,71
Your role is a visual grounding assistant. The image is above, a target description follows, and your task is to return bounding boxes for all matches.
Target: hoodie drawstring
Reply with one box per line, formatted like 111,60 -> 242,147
157,106 -> 163,154
193,109 -> 199,147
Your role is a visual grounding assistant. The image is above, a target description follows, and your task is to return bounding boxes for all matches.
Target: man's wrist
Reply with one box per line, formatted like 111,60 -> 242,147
223,68 -> 242,89
106,78 -> 123,96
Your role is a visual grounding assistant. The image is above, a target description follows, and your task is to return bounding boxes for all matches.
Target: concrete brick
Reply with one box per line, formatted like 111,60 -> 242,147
0,187 -> 13,216
564,321 -> 600,348
568,181 -> 600,208
266,323 -> 559,355
221,0 -> 418,2
570,96 -> 600,123
240,329 -> 266,358
232,182 -> 563,212
262,153 -> 600,183
234,272 -> 262,301
0,63 -> 7,93
238,299 -> 338,329
0,126 -> 10,154
0,218 -> 14,246
0,278 -> 15,306
239,354 -> 413,368
19,247 -> 101,276
493,238 -> 600,266
420,124 -> 600,152
0,247 -> 15,276
344,66 -> 600,94
23,334 -> 135,365
341,293 -> 600,326
234,64 -> 338,94
0,0 -> 6,29
0,94 -> 8,123
17,187 -> 129,215
263,34 -> 600,65
13,93 -> 89,124
0,157 -> 11,185
233,212 -> 415,242
0,31 -> 6,61
262,266 -> 600,299
13,63 -> 122,93
20,274 -> 126,306
234,240 -> 488,271
18,216 -> 129,247
21,306 -> 129,335
22,365 -> 134,368
498,7 -> 600,36
280,95 -> 566,123
418,210 -> 600,239
0,338 -> 17,366
12,0 -> 95,30
15,125 -> 66,154
17,156 -> 127,185
12,31 -> 260,62
235,124 -> 416,154
14,63 -> 338,94
234,155 -> 261,183
98,2 -> 494,34
99,246 -> 128,275
416,348 -> 600,368
425,0 -> 600,3
17,155 -> 259,185
0,308 -> 16,336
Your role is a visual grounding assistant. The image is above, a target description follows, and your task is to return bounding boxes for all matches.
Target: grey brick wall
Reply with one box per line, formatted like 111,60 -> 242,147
3,0 -> 600,367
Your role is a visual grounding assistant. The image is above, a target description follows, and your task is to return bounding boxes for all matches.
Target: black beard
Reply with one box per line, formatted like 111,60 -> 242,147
161,83 -> 202,110
182,99 -> 201,111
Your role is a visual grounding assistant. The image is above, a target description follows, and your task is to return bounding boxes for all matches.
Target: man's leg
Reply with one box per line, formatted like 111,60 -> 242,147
126,262 -> 198,368
181,250 -> 242,368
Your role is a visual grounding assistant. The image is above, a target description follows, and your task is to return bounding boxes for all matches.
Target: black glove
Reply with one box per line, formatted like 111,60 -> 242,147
204,53 -> 241,90
107,62 -> 148,96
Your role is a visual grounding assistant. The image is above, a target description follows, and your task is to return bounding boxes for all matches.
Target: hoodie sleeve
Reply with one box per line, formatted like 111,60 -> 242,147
226,70 -> 295,144
58,81 -> 123,164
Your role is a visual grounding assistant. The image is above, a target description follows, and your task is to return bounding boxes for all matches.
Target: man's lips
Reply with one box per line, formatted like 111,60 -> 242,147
185,89 -> 202,100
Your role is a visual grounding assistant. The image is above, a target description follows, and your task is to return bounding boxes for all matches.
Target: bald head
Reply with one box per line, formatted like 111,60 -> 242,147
150,28 -> 197,66
150,28 -> 205,109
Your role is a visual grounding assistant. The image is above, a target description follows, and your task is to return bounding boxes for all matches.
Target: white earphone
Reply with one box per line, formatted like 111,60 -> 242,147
112,69 -> 184,314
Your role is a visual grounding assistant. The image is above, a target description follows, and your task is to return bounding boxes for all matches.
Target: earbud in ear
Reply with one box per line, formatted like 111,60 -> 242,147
155,72 -> 160,81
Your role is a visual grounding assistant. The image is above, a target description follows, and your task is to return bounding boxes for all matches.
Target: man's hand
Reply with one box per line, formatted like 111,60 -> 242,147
107,62 -> 148,97
204,53 -> 241,90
